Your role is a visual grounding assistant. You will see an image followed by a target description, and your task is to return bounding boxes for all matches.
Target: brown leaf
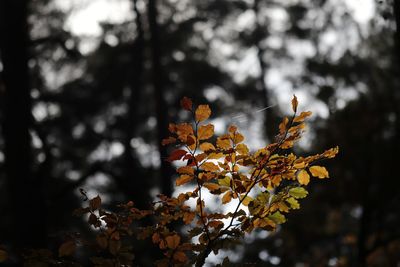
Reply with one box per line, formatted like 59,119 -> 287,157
167,149 -> 187,162
165,235 -> 181,249
90,195 -> 102,210
180,97 -> 193,111
59,241 -> 76,257
292,95 -> 298,112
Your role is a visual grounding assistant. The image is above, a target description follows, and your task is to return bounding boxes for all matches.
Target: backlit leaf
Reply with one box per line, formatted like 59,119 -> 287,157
202,162 -> 220,172
289,187 -> 308,199
291,95 -> 298,112
222,191 -> 232,204
177,166 -> 194,175
167,149 -> 187,162
90,195 -> 101,210
216,137 -> 230,150
309,166 -> 329,179
176,174 -> 193,186
195,105 -> 211,122
198,124 -> 214,140
297,170 -> 310,185
199,142 -> 215,152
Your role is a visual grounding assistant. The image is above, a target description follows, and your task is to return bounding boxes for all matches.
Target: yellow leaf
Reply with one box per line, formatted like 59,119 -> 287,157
177,166 -> 194,175
222,191 -> 232,204
297,170 -> 310,185
236,143 -> 249,155
201,162 -> 220,172
198,124 -> 214,140
195,105 -> 211,122
199,142 -> 215,152
208,152 -> 224,159
279,117 -> 289,134
216,137 -> 230,150
176,174 -> 193,186
309,166 -> 329,179
165,235 -> 180,249
59,241 -> 76,257
292,95 -> 298,112
293,159 -> 307,169
241,195 -> 253,206
0,249 -> 8,262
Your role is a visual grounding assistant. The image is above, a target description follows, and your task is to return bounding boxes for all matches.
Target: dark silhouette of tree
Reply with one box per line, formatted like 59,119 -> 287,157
0,0 -> 47,249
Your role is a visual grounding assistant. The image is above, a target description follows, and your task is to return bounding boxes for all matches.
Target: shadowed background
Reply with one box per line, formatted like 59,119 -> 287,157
1,0 -> 400,266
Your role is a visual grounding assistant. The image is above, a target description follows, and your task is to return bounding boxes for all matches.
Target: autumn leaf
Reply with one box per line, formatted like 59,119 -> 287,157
293,111 -> 312,123
216,137 -> 230,150
232,132 -> 244,144
180,97 -> 193,111
162,136 -> 176,146
203,183 -> 220,191
309,166 -> 329,178
177,166 -> 194,175
195,105 -> 211,122
59,240 -> 76,257
176,174 -> 193,186
173,251 -> 188,262
0,250 -> 7,262
183,212 -> 195,224
199,142 -> 215,152
167,149 -> 187,162
236,143 -> 249,155
165,235 -> 180,249
198,124 -> 214,140
201,162 -> 220,172
90,195 -> 102,210
222,191 -> 232,204
297,170 -> 310,185
292,95 -> 298,112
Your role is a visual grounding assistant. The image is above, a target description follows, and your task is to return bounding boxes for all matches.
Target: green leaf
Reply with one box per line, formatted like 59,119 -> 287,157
268,211 -> 286,224
289,187 -> 308,199
286,197 -> 300,209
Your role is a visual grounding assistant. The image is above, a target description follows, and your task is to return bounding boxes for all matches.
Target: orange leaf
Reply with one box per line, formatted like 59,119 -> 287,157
216,137 -> 230,150
199,142 -> 215,152
292,95 -> 298,112
297,170 -> 310,185
183,212 -> 195,224
201,162 -> 220,172
203,183 -> 220,191
180,97 -> 193,111
198,124 -> 214,140
236,143 -> 249,155
222,191 -> 232,204
177,166 -> 194,175
293,111 -> 312,123
195,105 -> 211,122
176,174 -> 193,186
167,149 -> 187,162
59,241 -> 76,257
165,235 -> 180,249
309,166 -> 329,179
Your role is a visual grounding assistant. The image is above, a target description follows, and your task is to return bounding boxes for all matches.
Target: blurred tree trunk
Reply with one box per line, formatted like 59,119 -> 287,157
0,0 -> 47,249
118,0 -> 149,208
252,0 -> 279,142
147,0 -> 174,197
394,0 -> 400,64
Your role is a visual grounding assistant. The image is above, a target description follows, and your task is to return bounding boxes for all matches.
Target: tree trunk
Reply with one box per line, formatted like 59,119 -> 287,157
0,0 -> 47,249
252,0 -> 279,142
147,0 -> 174,197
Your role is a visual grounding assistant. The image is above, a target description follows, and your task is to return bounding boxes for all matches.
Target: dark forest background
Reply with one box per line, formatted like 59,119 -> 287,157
1,0 -> 400,266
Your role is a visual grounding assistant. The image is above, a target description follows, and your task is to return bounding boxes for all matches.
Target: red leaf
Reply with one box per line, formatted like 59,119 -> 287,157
167,149 -> 187,162
180,97 -> 193,111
